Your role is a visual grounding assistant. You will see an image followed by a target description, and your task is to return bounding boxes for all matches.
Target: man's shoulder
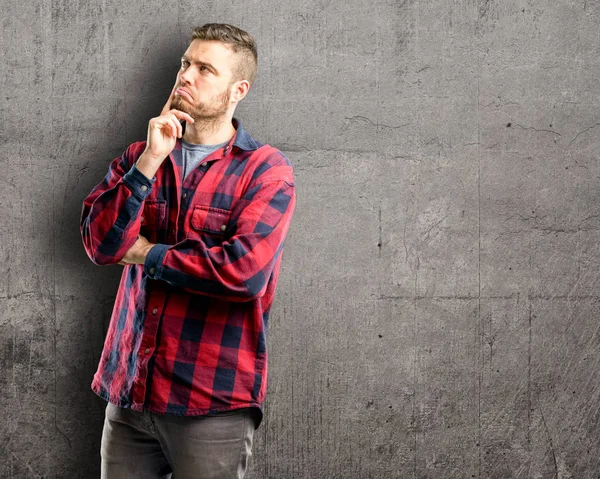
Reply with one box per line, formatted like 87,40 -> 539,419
243,143 -> 295,186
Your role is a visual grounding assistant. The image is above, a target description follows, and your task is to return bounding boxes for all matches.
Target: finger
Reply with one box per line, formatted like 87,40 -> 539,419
167,117 -> 180,137
169,109 -> 195,124
152,113 -> 182,137
169,114 -> 182,137
158,116 -> 176,137
161,81 -> 179,116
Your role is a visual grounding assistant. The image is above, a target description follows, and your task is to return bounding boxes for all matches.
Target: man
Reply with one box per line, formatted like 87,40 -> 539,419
80,23 -> 296,478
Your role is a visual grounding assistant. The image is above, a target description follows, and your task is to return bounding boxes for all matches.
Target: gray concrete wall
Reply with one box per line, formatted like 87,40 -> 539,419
2,0 -> 600,477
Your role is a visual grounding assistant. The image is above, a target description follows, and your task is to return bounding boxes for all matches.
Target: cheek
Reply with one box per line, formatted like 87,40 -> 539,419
198,85 -> 217,98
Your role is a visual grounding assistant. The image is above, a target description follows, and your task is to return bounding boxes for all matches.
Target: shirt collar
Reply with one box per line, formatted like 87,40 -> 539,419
180,116 -> 260,152
230,117 -> 260,151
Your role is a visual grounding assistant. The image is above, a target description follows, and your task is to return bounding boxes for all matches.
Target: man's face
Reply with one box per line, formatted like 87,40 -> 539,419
171,39 -> 238,120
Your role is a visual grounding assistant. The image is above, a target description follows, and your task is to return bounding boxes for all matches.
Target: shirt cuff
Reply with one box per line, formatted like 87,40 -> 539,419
122,163 -> 156,201
144,243 -> 169,279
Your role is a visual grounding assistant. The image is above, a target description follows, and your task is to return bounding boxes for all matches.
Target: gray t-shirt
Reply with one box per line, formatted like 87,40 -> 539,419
181,138 -> 229,182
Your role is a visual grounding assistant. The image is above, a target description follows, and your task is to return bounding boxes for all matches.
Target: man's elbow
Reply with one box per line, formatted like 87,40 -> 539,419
83,249 -> 121,266
81,235 -> 125,266
81,223 -> 127,266
211,273 -> 268,302
242,271 -> 269,301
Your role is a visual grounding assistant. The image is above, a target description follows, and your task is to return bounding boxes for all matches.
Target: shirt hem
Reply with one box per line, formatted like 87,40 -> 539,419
91,381 -> 264,429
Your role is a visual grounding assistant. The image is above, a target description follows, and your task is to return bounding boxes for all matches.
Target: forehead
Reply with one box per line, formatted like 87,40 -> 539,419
183,40 -> 235,74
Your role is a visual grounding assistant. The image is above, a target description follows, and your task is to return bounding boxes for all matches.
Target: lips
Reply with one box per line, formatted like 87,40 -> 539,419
176,88 -> 193,101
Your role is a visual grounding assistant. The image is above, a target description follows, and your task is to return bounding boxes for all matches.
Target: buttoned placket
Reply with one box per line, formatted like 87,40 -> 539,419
132,283 -> 170,409
134,141 -> 234,409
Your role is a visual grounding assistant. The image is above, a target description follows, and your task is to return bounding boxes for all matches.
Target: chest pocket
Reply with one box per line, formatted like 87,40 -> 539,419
140,200 -> 167,243
190,205 -> 231,237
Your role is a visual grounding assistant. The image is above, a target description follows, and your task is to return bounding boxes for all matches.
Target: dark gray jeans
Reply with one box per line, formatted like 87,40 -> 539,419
100,402 -> 255,479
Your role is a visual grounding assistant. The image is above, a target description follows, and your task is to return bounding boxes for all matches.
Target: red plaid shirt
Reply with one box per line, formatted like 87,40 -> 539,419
80,117 -> 296,428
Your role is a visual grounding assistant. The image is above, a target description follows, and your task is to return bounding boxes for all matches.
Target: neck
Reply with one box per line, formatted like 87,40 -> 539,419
182,115 -> 236,145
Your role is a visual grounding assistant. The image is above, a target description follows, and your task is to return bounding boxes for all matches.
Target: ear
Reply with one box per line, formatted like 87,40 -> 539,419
231,80 -> 250,103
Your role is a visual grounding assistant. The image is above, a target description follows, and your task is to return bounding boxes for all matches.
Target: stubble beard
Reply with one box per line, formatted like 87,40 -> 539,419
171,86 -> 232,134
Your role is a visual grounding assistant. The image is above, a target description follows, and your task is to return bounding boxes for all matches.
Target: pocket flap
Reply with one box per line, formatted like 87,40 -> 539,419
191,205 -> 231,235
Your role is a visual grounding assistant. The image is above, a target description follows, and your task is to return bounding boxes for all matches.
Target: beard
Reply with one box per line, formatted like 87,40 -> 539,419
171,85 -> 231,122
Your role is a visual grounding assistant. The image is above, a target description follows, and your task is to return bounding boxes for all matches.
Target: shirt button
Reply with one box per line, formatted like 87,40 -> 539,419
144,347 -> 150,354
182,192 -> 187,198
220,224 -> 227,232
140,216 -> 145,222
141,185 -> 147,191
152,308 -> 158,314
149,267 -> 155,274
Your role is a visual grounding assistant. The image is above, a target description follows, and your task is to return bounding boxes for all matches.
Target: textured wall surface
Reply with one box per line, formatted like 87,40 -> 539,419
2,0 -> 600,477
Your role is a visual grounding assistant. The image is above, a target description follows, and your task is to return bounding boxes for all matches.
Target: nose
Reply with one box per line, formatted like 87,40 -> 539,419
179,66 -> 196,85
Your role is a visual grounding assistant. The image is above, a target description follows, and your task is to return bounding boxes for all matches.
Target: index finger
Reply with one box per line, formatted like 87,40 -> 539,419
161,81 -> 179,116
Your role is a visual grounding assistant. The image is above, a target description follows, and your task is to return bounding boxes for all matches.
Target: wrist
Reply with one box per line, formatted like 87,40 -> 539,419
136,151 -> 165,180
142,243 -> 155,260
139,150 -> 166,163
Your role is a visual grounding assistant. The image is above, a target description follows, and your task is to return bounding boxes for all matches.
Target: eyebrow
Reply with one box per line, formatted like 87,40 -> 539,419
181,55 -> 219,74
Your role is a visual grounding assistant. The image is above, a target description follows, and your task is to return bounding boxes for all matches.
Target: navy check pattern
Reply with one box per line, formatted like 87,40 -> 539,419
80,117 -> 296,428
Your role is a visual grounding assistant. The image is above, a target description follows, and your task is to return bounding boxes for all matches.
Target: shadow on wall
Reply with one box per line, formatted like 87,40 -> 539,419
50,28 -> 187,477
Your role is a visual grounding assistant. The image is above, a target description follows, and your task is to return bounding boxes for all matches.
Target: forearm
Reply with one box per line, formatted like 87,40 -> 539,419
143,242 -> 281,302
80,150 -> 156,265
142,180 -> 296,301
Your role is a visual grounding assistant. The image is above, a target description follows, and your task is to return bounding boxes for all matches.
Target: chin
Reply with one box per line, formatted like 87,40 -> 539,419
172,97 -> 192,113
